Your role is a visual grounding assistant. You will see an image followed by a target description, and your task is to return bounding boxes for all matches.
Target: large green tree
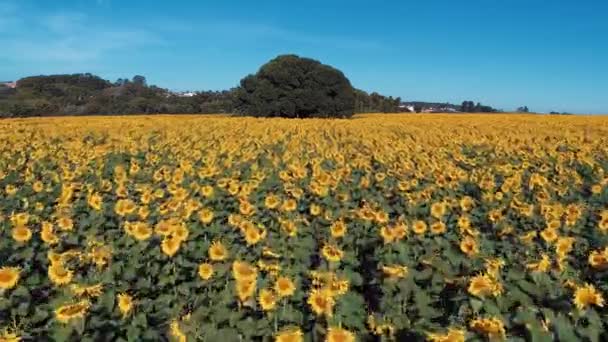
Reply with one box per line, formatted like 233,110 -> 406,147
233,55 -> 355,118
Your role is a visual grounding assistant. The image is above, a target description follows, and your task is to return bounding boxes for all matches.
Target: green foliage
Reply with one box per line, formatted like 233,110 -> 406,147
233,55 -> 356,118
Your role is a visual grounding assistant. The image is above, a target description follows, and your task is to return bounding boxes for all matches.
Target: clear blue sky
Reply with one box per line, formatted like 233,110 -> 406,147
1,0 -> 607,113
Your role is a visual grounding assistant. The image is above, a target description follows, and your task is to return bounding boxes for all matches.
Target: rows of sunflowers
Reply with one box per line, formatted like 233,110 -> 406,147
1,113 -> 608,341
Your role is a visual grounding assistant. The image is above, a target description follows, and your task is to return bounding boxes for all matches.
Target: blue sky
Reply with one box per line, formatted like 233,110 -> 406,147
1,0 -> 607,113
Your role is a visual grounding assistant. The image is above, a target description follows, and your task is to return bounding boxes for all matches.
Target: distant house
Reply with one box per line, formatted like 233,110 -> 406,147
0,81 -> 17,89
398,104 -> 415,112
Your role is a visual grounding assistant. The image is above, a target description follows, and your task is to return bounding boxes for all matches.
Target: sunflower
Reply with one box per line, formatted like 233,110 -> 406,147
236,280 -> 256,302
460,196 -> 475,212
281,220 -> 298,237
173,225 -> 189,242
244,226 -> 263,245
10,213 -> 29,226
32,180 -> 44,192
198,263 -> 214,280
56,216 -> 74,231
573,283 -> 604,310
468,274 -> 502,298
55,300 -> 90,323
330,221 -> 347,238
208,241 -> 228,261
275,276 -> 296,297
11,225 -> 32,243
200,185 -> 214,198
322,244 -> 344,263
588,248 -> 608,269
70,283 -> 104,298
161,237 -> 181,257
540,228 -> 558,243
430,221 -> 447,235
310,204 -> 322,216
430,202 -> 446,219
459,236 -> 479,257
0,330 -> 20,342
258,288 -> 278,311
326,327 -> 355,342
48,264 -> 73,286
555,236 -> 576,256
375,211 -> 389,224
470,317 -> 506,341
117,293 -> 134,317
114,199 -> 137,216
382,265 -> 408,279
0,266 -> 20,290
412,220 -> 427,235
281,198 -> 297,212
275,327 -> 303,342
132,222 -> 153,241
155,220 -> 174,236
427,328 -> 466,342
40,222 -> 59,245
232,261 -> 258,283
265,194 -> 281,209
519,231 -> 537,245
307,289 -> 335,317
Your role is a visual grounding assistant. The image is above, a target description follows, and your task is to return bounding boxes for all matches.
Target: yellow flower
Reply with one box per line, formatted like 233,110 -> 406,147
281,220 -> 298,237
170,320 -> 187,342
573,283 -> 604,310
198,208 -> 214,224
117,293 -> 134,317
40,222 -> 59,245
12,225 -> 32,243
70,283 -> 103,298
114,199 -> 137,216
430,221 -> 447,235
310,203 -> 322,216
208,241 -> 228,261
258,288 -> 278,311
0,267 -> 20,290
468,274 -> 502,298
540,228 -> 558,243
330,220 -> 347,238
275,276 -> 296,297
326,326 -> 355,342
131,222 -> 153,241
155,220 -> 174,236
526,254 -> 551,273
275,327 -> 303,342
281,198 -> 298,212
430,202 -> 447,219
0,330 -> 20,342
88,192 -> 103,210
198,263 -> 214,280
232,261 -> 258,283
412,220 -> 427,235
236,280 -> 256,302
244,225 -> 264,245
555,236 -> 575,256
427,328 -> 466,342
265,194 -> 281,209
307,289 -> 335,317
55,300 -> 90,323
200,185 -> 214,198
380,226 -> 396,244
161,237 -> 181,257
519,231 -> 537,245
322,244 -> 344,263
382,265 -> 408,279
32,180 -> 44,192
48,263 -> 73,286
470,317 -> 506,341
588,248 -> 608,269
460,236 -> 478,257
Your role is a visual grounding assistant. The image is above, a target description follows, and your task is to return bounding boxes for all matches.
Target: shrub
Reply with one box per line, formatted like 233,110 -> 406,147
233,55 -> 355,118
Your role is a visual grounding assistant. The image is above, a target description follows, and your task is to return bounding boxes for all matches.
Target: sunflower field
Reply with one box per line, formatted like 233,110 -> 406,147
1,114 -> 608,341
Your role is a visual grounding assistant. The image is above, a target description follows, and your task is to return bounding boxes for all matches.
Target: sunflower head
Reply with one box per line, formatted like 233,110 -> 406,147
0,266 -> 20,290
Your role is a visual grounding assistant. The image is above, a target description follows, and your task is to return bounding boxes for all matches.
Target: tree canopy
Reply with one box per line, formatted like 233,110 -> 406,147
233,55 -> 355,118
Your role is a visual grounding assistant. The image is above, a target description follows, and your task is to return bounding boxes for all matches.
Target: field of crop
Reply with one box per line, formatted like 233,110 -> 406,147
1,114 -> 608,341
